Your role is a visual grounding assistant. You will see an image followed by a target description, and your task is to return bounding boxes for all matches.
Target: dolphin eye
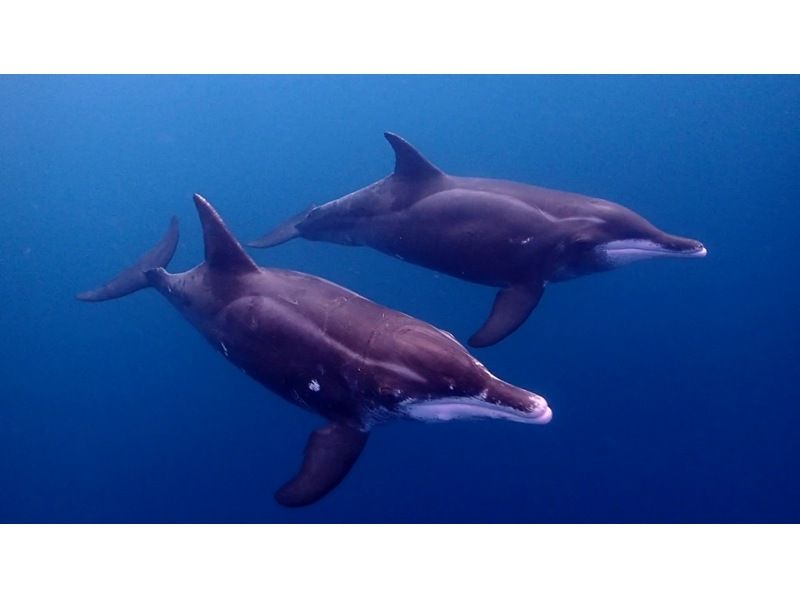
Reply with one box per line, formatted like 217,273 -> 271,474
572,235 -> 594,251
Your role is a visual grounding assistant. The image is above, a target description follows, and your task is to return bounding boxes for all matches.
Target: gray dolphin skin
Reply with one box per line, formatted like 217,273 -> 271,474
250,133 -> 708,347
77,195 -> 551,507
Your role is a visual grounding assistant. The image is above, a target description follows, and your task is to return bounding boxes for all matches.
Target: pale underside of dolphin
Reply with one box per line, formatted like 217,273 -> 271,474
251,133 -> 707,347
78,195 -> 551,507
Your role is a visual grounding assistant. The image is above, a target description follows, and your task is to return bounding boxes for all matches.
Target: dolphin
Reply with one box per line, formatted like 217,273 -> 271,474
77,194 -> 551,507
250,133 -> 707,347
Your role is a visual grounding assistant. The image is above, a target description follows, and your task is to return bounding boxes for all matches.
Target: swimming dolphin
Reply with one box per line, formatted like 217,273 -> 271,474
77,194 -> 551,507
250,133 -> 707,347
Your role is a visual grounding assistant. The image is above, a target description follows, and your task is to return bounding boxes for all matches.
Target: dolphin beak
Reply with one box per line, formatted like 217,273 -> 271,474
399,386 -> 552,425
489,388 -> 553,424
660,235 -> 707,258
665,242 -> 707,259
683,243 -> 707,258
527,394 -> 553,424
597,237 -> 707,266
469,380 -> 552,424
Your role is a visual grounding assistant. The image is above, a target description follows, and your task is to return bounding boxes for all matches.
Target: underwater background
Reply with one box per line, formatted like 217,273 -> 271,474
0,75 -> 797,523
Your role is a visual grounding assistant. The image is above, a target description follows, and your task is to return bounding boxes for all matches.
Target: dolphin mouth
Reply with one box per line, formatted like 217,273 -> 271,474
597,239 -> 707,265
400,392 -> 552,425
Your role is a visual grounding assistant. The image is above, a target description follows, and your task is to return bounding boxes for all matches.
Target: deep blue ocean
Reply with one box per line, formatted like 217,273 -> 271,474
0,75 -> 797,523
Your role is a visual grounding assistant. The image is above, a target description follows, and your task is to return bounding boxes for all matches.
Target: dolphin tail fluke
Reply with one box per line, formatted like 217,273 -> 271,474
468,283 -> 545,347
275,422 -> 368,507
248,205 -> 315,249
76,217 -> 179,302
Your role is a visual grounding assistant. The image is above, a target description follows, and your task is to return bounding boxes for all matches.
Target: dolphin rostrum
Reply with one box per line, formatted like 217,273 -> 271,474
250,133 -> 707,347
78,195 -> 551,507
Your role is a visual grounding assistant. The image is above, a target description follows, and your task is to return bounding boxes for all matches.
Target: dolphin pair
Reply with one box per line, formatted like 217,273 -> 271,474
80,133 -> 706,507
251,133 -> 707,346
78,195 -> 551,507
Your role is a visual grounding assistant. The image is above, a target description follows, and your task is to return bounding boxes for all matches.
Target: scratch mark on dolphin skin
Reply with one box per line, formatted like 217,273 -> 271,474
308,379 -> 321,392
322,295 -> 349,335
291,389 -> 309,409
220,341 -> 229,357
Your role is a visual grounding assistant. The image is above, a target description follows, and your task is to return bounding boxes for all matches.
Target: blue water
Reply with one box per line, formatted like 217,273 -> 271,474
0,75 -> 797,522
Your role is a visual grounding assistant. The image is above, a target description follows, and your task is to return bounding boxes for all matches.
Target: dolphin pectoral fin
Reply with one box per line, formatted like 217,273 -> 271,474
76,217 -> 179,302
248,205 -> 316,249
469,283 -> 545,347
275,422 -> 368,507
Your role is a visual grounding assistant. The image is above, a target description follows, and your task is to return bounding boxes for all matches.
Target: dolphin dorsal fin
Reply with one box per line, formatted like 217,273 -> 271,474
384,132 -> 443,179
193,194 -> 258,273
